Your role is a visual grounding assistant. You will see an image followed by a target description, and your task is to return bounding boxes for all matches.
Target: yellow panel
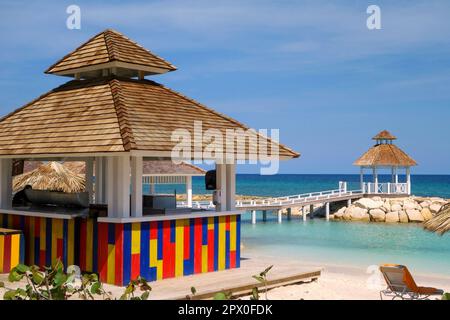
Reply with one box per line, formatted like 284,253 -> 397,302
230,215 -> 236,251
29,217 -> 35,265
67,220 -> 75,266
157,260 -> 163,280
218,216 -> 226,270
175,219 -> 184,277
10,234 -> 20,268
131,223 -> 140,254
40,218 -> 46,250
149,239 -> 158,267
107,244 -> 115,284
86,219 -> 93,271
202,245 -> 208,273
208,217 -> 214,230
0,235 -> 4,271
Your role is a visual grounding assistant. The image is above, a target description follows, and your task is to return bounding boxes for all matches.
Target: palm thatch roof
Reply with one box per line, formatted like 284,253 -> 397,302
13,161 -> 85,193
373,130 -> 397,140
424,204 -> 450,235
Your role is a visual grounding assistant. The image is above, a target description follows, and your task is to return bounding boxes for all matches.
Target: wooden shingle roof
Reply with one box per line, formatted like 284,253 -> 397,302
372,130 -> 397,140
45,29 -> 176,77
0,76 -> 299,159
353,144 -> 417,167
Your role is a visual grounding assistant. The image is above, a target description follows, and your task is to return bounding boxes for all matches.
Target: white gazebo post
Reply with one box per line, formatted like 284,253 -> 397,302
94,157 -> 104,203
215,163 -> 227,212
131,156 -> 143,217
106,156 -> 131,218
85,158 -> 94,204
186,175 -> 193,208
373,167 -> 378,194
0,159 -> 12,209
406,167 -> 411,195
225,163 -> 236,211
395,168 -> 399,184
360,167 -> 364,192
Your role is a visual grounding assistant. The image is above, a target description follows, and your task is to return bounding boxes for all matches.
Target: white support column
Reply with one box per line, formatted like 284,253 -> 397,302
347,199 -> 352,207
395,167 -> 399,184
0,159 -> 12,209
360,167 -> 364,191
215,163 -> 227,212
131,156 -> 143,218
225,164 -> 236,211
373,167 -> 378,194
94,157 -> 103,203
325,202 -> 330,221
277,210 -> 282,224
251,210 -> 256,224
106,156 -> 131,218
391,167 -> 395,183
150,183 -> 155,195
186,176 -> 193,208
406,167 -> 411,195
302,206 -> 307,221
85,158 -> 94,204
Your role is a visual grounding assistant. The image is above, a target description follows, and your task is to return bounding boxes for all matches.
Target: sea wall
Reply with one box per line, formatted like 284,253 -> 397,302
331,196 -> 448,223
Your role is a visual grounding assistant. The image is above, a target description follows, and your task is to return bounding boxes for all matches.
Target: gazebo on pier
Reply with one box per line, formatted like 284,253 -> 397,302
354,130 -> 417,195
0,29 -> 298,285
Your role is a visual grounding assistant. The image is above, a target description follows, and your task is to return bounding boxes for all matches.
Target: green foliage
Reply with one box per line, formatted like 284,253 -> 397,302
251,265 -> 273,300
442,293 -> 450,300
119,276 -> 152,300
2,261 -> 151,300
213,291 -> 233,300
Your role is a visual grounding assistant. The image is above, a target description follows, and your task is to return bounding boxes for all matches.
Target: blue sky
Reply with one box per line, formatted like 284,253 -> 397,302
0,0 -> 449,174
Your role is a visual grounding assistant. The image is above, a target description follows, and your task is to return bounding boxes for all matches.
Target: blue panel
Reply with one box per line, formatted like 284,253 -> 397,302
225,231 -> 230,269
170,220 -> 176,243
123,223 -> 132,285
214,216 -> 219,271
236,215 -> 241,268
140,222 -> 150,281
108,223 -> 116,244
45,218 -> 52,266
157,221 -> 163,260
149,266 -> 157,281
202,217 -> 208,245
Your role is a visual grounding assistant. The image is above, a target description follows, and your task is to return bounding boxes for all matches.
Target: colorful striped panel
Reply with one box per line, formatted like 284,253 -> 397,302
0,213 -> 241,286
0,231 -> 24,273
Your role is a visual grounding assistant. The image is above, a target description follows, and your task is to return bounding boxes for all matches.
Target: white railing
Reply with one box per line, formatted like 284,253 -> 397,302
363,182 -> 408,195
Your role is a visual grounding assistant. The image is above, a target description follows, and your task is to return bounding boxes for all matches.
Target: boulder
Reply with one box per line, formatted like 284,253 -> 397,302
382,201 -> 391,212
345,207 -> 369,221
355,198 -> 383,210
429,203 -> 442,214
391,203 -> 403,212
406,209 -> 424,222
420,201 -> 431,208
403,201 -> 418,211
399,211 -> 409,223
421,208 -> 433,221
369,209 -> 386,222
371,196 -> 382,202
334,207 -> 346,220
385,211 -> 400,223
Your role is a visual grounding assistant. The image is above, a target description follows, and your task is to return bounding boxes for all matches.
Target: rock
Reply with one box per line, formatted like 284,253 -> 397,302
429,203 -> 442,214
399,211 -> 409,223
372,196 -> 382,202
369,209 -> 386,222
406,209 -> 424,222
345,207 -> 369,221
421,208 -> 433,221
355,198 -> 383,210
420,201 -> 430,208
403,201 -> 418,211
382,201 -> 391,212
391,203 -> 402,212
385,211 -> 400,223
334,207 -> 346,220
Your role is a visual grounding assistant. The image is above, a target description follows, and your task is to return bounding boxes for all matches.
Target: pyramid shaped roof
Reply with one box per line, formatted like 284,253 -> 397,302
46,29 -> 176,78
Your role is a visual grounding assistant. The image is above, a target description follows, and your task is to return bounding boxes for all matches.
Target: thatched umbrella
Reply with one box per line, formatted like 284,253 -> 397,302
424,204 -> 450,235
13,161 -> 85,193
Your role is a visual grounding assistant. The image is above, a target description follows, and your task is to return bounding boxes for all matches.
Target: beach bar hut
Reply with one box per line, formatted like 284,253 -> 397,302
353,130 -> 417,195
0,29 -> 298,285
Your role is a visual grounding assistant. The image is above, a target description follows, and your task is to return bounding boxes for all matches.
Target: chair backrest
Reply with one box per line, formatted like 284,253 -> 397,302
379,264 -> 419,293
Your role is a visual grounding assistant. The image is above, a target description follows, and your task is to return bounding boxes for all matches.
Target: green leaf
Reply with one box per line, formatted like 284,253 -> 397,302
8,270 -> 23,282
213,292 -> 227,300
32,272 -> 44,285
0,281 -> 4,288
3,290 -> 18,300
53,272 -> 67,287
15,264 -> 30,273
90,281 -> 101,294
442,292 -> 450,300
190,286 -> 197,295
260,265 -> 273,277
252,275 -> 264,283
251,287 -> 259,300
141,291 -> 150,300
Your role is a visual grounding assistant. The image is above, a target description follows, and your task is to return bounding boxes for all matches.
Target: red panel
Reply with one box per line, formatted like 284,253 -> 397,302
114,224 -> 124,286
12,215 -> 20,229
79,220 -> 87,270
57,239 -> 63,261
97,223 -> 108,283
208,229 -> 214,272
150,221 -> 157,240
162,221 -> 173,278
131,254 -> 140,280
226,216 -> 230,231
183,223 -> 190,260
194,218 -> 202,274
230,251 -> 236,268
3,235 -> 11,273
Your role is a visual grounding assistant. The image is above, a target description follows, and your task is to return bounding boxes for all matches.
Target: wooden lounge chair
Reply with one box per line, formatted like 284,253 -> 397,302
379,264 -> 444,300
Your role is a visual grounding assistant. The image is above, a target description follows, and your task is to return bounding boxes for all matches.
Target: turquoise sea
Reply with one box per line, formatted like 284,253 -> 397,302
153,174 -> 450,276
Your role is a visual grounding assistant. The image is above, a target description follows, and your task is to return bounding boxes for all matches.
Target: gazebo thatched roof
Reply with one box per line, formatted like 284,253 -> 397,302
424,204 -> 450,235
13,161 -> 85,193
373,130 -> 397,140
